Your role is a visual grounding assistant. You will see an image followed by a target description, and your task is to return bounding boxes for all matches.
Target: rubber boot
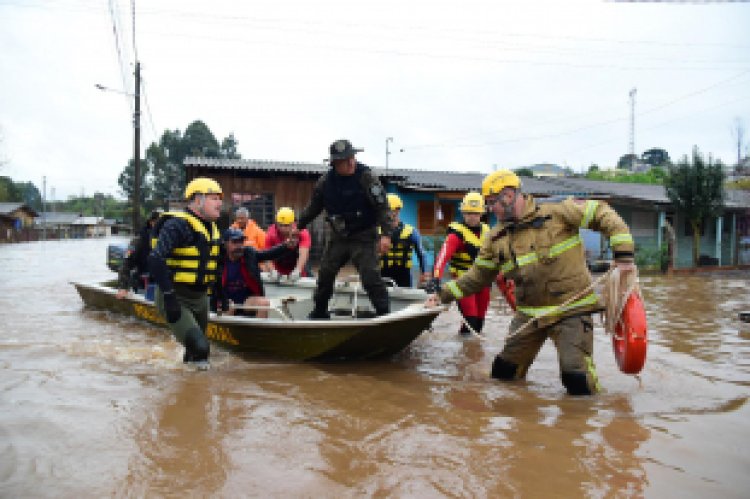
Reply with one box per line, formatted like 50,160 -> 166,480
475,317 -> 485,335
491,356 -> 519,380
459,316 -> 480,337
183,327 -> 210,369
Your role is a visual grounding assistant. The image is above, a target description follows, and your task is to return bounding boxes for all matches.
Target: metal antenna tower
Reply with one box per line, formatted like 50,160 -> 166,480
629,88 -> 637,167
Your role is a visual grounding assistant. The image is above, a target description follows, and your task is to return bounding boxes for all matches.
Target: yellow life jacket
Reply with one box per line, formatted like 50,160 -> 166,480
380,223 -> 415,269
448,221 -> 489,276
151,211 -> 221,286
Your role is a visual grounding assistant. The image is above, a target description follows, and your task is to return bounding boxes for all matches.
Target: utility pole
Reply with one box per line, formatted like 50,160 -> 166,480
133,61 -> 141,231
385,137 -> 393,175
629,87 -> 637,170
42,175 -> 47,241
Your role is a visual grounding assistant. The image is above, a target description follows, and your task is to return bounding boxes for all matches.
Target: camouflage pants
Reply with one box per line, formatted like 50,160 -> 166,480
498,314 -> 599,393
314,234 -> 390,315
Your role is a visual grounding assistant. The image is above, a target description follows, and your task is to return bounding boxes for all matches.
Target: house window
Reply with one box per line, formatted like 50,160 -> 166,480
418,200 -> 455,235
231,192 -> 275,228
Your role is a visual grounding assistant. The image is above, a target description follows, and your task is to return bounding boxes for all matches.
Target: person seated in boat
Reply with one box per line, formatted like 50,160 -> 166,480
116,208 -> 163,299
264,207 -> 312,282
379,193 -> 429,288
230,207 -> 266,250
213,227 -> 298,318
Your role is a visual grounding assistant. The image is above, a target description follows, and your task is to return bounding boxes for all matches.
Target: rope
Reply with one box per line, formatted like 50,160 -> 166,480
509,267 -> 615,338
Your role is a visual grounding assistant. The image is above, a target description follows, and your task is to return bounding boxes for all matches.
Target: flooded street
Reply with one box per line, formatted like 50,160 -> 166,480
1,238 -> 749,497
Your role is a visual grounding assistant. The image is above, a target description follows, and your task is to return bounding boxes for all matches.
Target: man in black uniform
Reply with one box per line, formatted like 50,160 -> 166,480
296,139 -> 392,319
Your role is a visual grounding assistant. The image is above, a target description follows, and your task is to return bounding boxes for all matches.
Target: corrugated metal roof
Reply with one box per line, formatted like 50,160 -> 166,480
185,157 -> 328,174
0,202 -> 39,217
183,158 -> 750,208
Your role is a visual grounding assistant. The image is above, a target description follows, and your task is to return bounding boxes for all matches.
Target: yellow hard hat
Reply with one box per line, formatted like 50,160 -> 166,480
460,192 -> 485,213
481,170 -> 521,196
276,207 -> 295,225
184,177 -> 223,200
387,194 -> 403,211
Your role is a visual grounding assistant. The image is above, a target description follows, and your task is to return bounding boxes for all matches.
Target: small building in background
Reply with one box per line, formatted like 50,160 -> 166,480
0,202 -> 38,242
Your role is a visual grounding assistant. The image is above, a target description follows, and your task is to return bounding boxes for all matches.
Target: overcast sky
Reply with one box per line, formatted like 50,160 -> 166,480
1,0 -> 749,200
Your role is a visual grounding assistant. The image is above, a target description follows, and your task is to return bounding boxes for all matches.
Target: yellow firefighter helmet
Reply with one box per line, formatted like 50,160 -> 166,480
276,207 -> 295,225
460,192 -> 485,213
481,170 -> 521,197
387,194 -> 403,211
184,177 -> 223,200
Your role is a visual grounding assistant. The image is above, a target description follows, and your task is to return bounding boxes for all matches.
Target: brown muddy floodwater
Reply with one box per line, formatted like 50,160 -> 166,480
1,238 -> 749,498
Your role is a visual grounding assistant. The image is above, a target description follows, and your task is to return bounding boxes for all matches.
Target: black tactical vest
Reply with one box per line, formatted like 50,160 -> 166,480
323,164 -> 375,234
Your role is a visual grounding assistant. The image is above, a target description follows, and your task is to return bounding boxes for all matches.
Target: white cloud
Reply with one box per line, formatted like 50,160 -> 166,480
1,0 -> 749,199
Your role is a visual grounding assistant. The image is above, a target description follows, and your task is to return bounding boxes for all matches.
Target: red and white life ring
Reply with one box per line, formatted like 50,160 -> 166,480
613,292 -> 648,374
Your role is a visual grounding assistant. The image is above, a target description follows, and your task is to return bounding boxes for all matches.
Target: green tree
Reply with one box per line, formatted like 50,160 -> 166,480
17,181 -> 42,210
55,193 -> 128,220
0,176 -> 18,202
220,132 -> 241,159
664,146 -> 725,266
183,120 -> 219,158
617,153 -> 638,170
148,130 -> 185,207
117,158 -> 151,221
642,148 -> 670,167
0,177 -> 41,208
514,167 -> 534,177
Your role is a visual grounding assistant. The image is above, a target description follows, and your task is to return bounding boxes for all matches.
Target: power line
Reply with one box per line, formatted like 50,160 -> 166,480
403,69 -> 750,151
107,0 -> 132,114
141,75 -> 158,143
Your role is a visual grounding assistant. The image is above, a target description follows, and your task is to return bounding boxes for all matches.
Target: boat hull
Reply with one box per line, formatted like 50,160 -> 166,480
73,281 -> 440,361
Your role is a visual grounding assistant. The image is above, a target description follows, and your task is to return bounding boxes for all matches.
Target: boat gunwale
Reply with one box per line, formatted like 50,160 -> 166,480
71,281 -> 441,329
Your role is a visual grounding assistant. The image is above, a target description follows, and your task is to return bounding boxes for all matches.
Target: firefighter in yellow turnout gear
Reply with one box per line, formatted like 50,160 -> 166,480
427,170 -> 636,395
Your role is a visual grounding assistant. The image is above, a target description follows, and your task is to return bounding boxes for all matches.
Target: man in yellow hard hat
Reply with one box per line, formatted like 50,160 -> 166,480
264,207 -> 312,281
379,193 -> 429,287
148,177 -> 224,368
431,191 -> 492,336
426,170 -> 636,395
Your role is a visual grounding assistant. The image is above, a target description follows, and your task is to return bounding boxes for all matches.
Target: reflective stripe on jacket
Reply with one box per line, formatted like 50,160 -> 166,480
152,211 -> 221,286
440,196 -> 634,326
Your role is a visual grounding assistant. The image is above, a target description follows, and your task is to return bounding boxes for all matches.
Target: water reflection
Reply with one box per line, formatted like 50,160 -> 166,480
122,373 -> 235,496
1,240 -> 749,497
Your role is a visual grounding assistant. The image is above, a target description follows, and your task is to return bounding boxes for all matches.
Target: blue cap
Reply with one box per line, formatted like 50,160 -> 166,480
223,227 -> 245,241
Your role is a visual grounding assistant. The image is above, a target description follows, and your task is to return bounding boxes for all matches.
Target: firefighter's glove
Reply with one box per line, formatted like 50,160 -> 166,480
163,291 -> 182,323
